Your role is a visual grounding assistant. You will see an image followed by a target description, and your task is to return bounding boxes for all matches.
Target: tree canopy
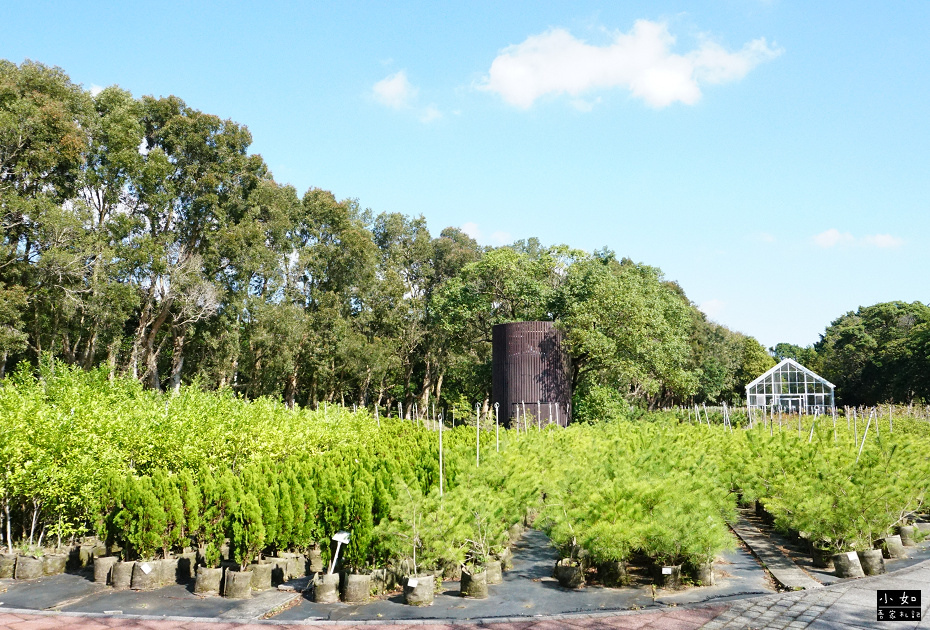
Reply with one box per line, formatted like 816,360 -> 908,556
21,58 -> 922,414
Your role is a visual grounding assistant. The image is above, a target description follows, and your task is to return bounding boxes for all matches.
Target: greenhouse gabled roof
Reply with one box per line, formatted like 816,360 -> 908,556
745,358 -> 836,391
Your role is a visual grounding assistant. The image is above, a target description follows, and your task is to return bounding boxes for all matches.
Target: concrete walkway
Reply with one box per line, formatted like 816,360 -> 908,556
730,516 -> 822,591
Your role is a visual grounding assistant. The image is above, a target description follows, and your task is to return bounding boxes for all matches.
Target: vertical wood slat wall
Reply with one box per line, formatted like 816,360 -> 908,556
491,321 -> 571,427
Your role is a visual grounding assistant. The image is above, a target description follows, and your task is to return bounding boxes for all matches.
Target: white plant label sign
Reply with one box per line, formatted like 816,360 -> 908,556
662,567 -> 672,575
140,562 -> 153,574
407,578 -> 419,587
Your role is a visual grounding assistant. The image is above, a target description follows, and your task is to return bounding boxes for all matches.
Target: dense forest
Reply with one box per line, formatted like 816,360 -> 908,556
0,59 -> 925,413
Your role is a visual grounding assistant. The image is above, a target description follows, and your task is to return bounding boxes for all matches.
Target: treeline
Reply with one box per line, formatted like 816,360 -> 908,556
0,59 -> 775,414
771,301 -> 930,406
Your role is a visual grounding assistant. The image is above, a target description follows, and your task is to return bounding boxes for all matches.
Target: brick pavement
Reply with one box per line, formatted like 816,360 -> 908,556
0,606 -> 726,630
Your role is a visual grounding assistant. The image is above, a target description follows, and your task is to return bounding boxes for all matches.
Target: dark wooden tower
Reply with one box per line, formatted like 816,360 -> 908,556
491,321 -> 571,427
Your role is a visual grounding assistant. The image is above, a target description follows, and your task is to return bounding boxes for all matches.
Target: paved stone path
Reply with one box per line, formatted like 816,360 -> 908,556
703,554 -> 930,629
730,516 -> 822,591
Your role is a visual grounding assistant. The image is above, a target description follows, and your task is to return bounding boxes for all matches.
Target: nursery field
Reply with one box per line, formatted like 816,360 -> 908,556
2,362 -> 930,598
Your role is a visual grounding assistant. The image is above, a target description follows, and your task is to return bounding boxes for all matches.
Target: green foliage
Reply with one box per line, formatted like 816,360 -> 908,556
112,475 -> 166,560
817,301 -> 930,405
6,357 -> 930,585
230,490 -> 265,570
572,383 -> 631,423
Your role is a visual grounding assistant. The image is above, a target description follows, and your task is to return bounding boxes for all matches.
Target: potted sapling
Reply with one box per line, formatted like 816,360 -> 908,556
460,503 -> 502,599
193,470 -> 226,595
225,490 -> 265,599
373,481 -> 442,606
111,475 -> 166,591
583,521 -> 637,587
339,482 -> 375,604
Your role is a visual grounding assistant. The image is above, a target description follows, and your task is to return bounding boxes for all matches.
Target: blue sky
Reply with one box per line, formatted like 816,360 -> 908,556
3,1 -> 928,348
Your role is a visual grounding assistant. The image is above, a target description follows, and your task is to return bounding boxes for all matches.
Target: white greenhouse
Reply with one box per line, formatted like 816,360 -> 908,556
745,358 -> 835,414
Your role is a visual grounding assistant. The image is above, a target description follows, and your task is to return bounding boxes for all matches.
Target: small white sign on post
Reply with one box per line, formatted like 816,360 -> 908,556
662,567 -> 673,575
329,531 -> 351,575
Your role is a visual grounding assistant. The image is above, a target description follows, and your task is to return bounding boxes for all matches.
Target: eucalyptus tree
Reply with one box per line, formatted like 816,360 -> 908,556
274,188 -> 377,407
0,60 -> 93,371
124,95 -> 266,390
367,212 -> 434,412
416,227 -> 482,411
187,178 -> 301,392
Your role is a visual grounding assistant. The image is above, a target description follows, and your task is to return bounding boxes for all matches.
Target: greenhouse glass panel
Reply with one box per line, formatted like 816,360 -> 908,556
745,358 -> 835,414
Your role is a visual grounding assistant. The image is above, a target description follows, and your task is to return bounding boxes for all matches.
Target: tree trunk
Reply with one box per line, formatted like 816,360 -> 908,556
128,287 -> 156,379
169,332 -> 185,393
107,339 -> 119,381
284,371 -> 298,409
418,360 -> 432,413
359,366 -> 372,407
4,498 -> 11,553
80,329 -> 98,369
434,369 -> 445,406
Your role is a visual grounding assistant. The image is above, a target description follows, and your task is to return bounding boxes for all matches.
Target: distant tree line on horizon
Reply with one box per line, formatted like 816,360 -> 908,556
770,301 -> 930,407
0,59 -> 925,414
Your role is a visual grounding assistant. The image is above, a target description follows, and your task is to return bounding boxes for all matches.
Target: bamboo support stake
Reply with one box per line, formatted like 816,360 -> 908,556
438,411 -> 443,497
495,402 -> 500,452
476,403 -> 481,468
856,410 -> 874,464
854,408 -> 859,449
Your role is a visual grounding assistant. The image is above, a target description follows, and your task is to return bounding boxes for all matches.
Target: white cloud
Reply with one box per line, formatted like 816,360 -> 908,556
862,233 -> 904,248
460,222 -> 481,240
479,20 -> 782,109
420,105 -> 442,123
489,231 -> 512,246
813,228 -> 855,248
813,229 -> 904,249
699,299 -> 725,320
460,222 -> 511,246
89,84 -> 104,97
372,71 -> 417,109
